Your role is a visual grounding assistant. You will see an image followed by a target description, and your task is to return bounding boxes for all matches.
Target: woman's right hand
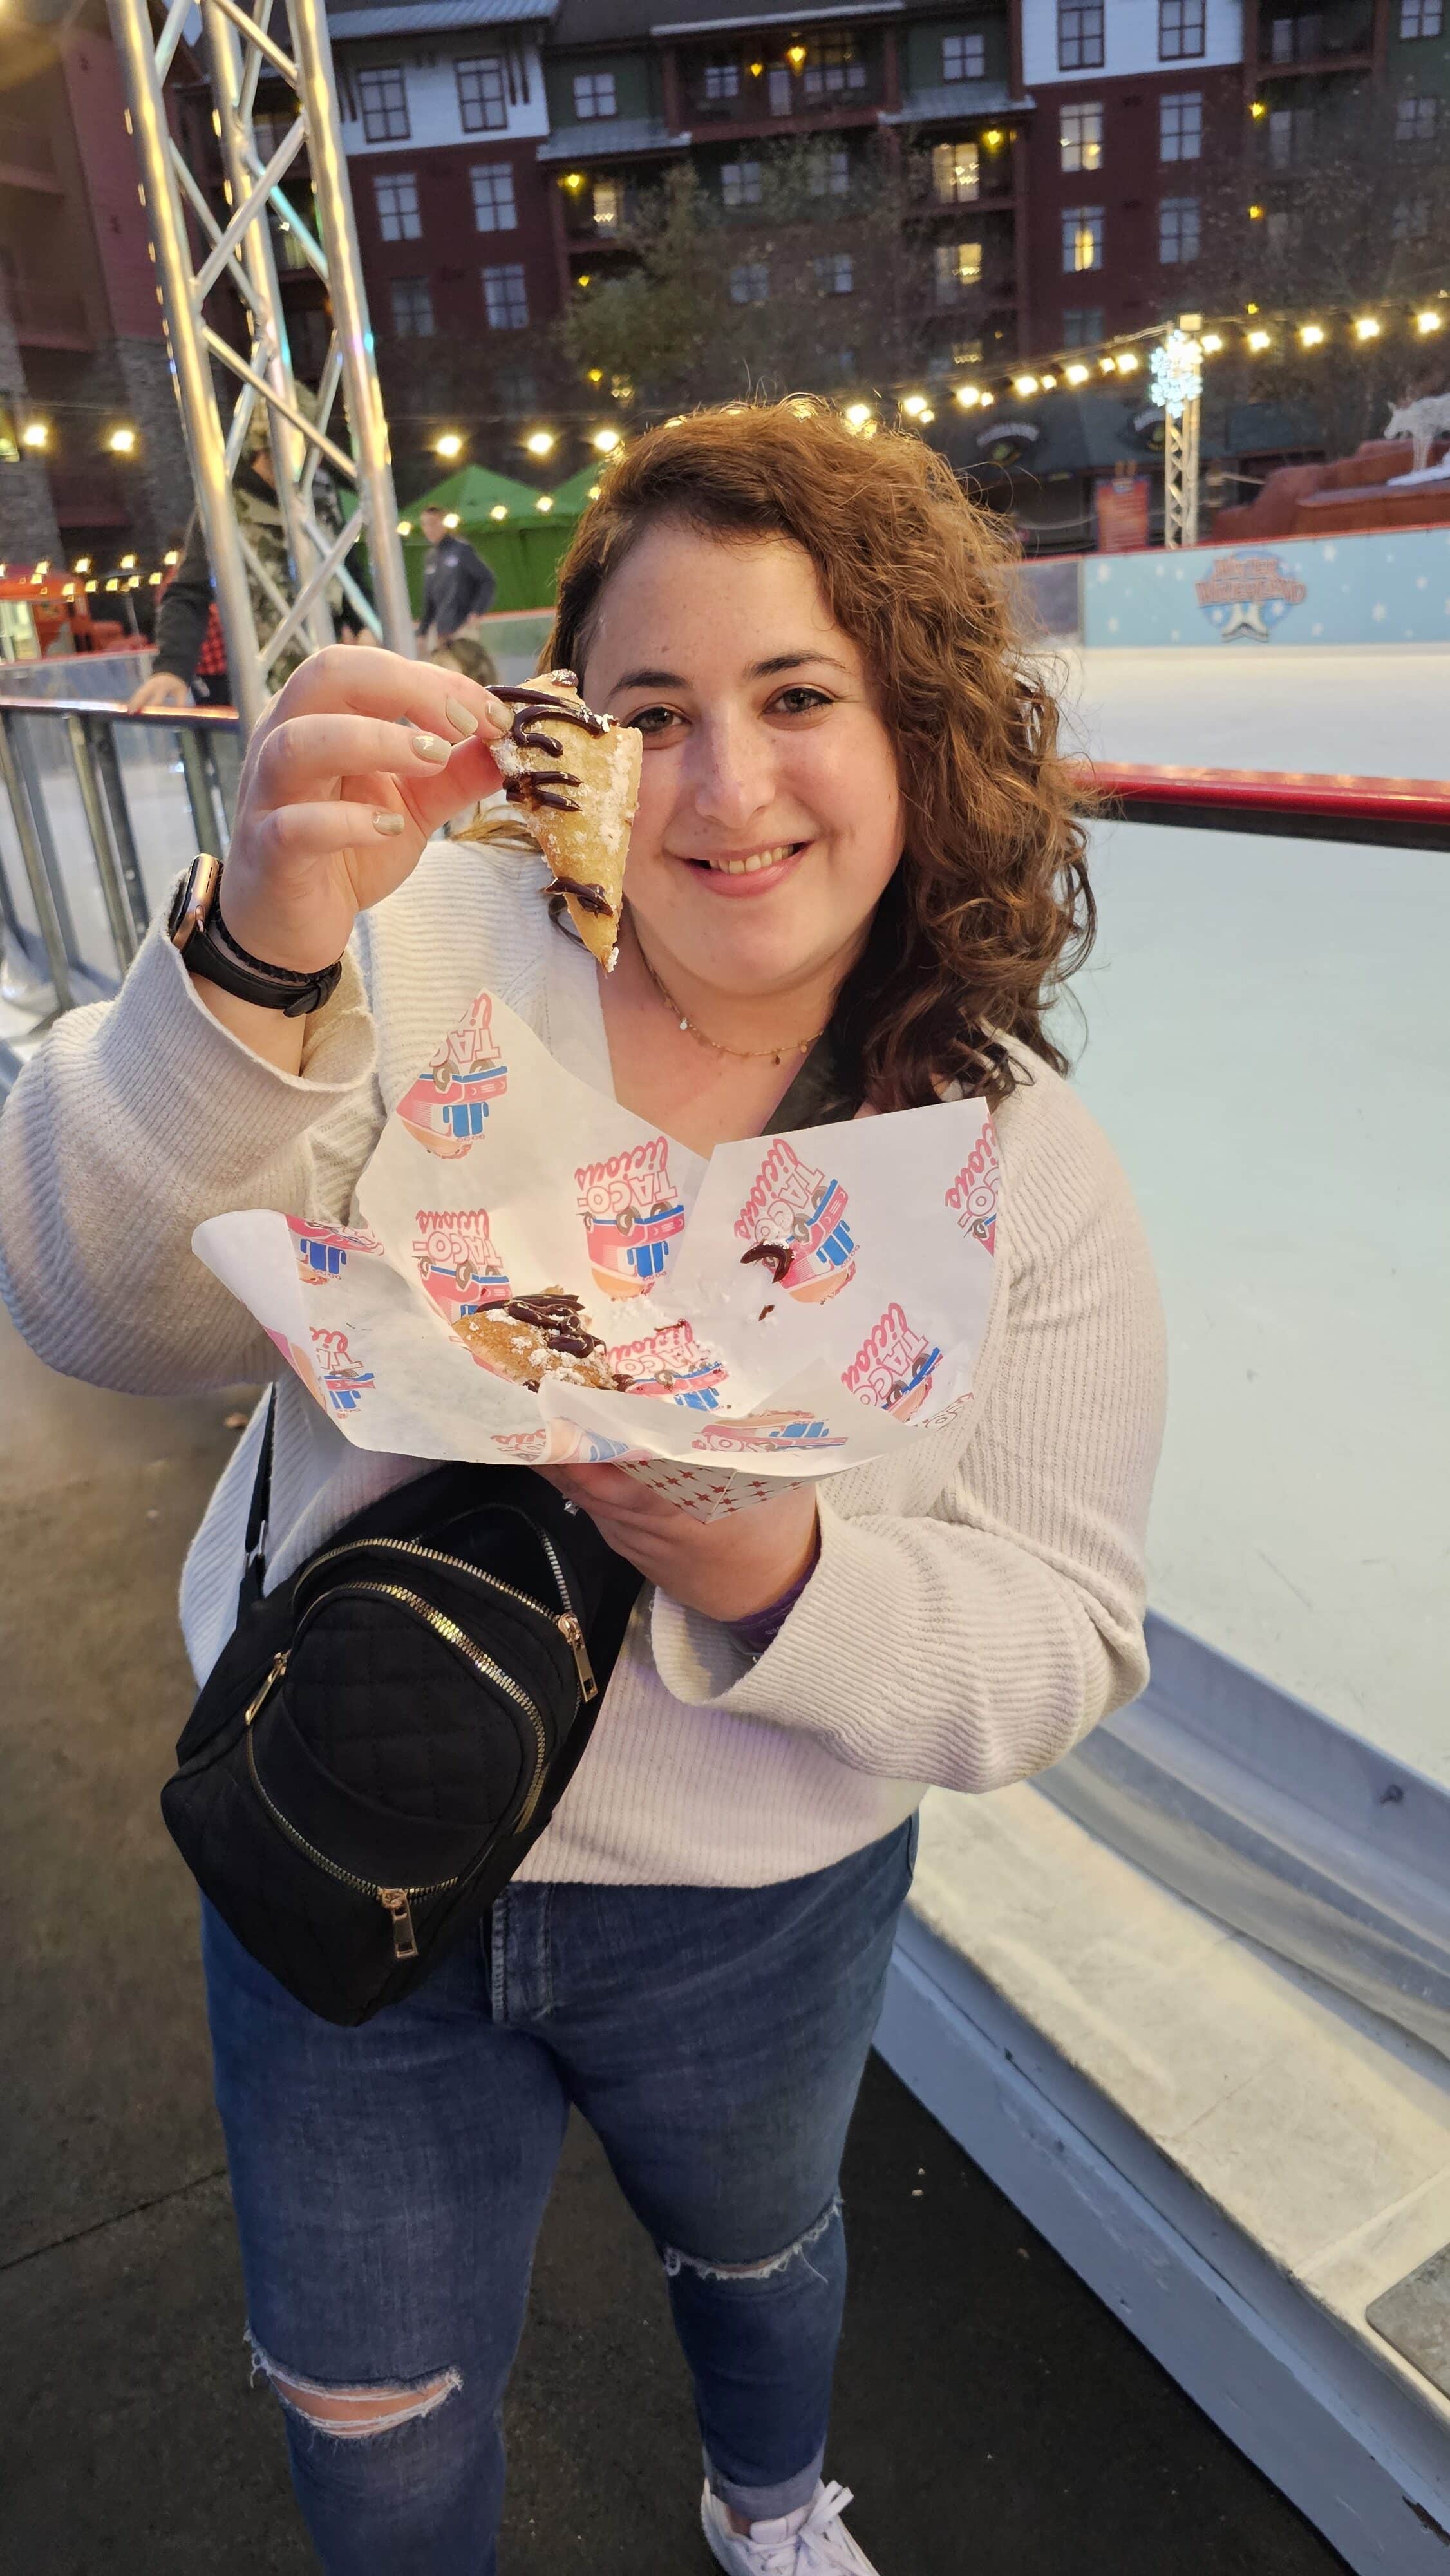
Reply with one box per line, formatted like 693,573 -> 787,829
218,645 -> 511,976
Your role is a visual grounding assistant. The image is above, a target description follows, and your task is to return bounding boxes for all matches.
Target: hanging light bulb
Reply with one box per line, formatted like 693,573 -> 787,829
1200,332 -> 1223,354
1013,374 -> 1039,396
1353,316 -> 1380,340
592,426 -> 621,452
21,421 -> 49,450
442,511 -> 460,529
435,432 -> 464,459
536,493 -> 554,511
1416,309 -> 1444,334
525,429 -> 556,456
1247,327 -> 1272,351
489,503 -> 509,520
1115,350 -> 1140,373
954,384 -> 981,407
1065,363 -> 1089,384
900,393 -> 930,417
1299,322 -> 1326,347
843,402 -> 872,429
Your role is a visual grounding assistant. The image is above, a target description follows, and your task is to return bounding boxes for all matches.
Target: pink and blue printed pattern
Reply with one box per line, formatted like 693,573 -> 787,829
843,1302 -> 941,1423
397,994 -> 509,1160
734,1139 -> 857,1305
411,1208 -> 510,1325
610,1320 -> 728,1412
945,1119 -> 998,1256
692,1410 -> 845,1454
287,1217 -> 383,1287
576,1137 -> 685,1300
310,1327 -> 374,1415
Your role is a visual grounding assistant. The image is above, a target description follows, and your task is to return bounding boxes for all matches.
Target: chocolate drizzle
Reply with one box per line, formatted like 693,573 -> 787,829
490,683 -> 610,820
490,1290 -> 633,1390
741,1241 -> 794,1285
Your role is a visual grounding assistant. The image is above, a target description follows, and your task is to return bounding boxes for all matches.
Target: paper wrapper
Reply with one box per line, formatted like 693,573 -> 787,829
194,989 -> 999,1520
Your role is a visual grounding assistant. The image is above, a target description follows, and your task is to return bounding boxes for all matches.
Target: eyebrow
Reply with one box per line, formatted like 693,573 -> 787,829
605,649 -> 852,698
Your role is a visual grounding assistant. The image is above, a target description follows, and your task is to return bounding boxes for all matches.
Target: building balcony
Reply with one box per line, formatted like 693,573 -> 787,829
0,118 -> 64,193
1255,9 -> 1374,73
538,119 -> 688,167
2,283 -> 92,350
687,62 -> 883,126
879,80 -> 1017,127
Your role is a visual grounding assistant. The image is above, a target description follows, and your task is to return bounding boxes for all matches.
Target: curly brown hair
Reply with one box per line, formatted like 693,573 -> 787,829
545,397 -> 1093,1110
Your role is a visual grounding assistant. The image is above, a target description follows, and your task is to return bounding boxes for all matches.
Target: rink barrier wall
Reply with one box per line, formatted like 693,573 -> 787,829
1082,523 -> 1450,649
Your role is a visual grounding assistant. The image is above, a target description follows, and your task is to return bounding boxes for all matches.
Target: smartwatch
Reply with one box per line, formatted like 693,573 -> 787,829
167,853 -> 344,1018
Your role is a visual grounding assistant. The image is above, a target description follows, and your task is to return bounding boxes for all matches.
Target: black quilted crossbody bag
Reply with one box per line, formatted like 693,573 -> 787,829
162,1392 -> 641,2026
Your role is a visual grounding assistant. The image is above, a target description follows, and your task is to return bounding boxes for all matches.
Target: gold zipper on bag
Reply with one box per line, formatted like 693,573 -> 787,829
305,1533 -> 598,1703
240,1582 -> 552,1958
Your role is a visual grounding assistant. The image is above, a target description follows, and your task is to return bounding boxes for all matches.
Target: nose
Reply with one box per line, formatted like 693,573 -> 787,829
681,708 -> 777,835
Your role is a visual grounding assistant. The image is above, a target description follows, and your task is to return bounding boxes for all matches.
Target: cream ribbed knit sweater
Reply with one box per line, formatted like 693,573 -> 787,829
0,844 -> 1165,1886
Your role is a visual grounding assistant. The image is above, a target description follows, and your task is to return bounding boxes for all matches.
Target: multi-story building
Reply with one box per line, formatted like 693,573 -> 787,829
1018,1 -> 1247,353
0,1 -> 191,568
320,0 -> 563,482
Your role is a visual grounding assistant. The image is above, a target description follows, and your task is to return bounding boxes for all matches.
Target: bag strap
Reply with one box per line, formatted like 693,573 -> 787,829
236,1385 -> 277,1620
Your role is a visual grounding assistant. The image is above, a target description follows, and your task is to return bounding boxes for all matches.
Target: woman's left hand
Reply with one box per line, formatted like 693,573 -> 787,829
539,1465 -> 819,1624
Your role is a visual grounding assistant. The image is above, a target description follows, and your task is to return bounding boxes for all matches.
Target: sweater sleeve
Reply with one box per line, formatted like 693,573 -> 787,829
0,909 -> 382,1397
648,1077 -> 1167,1795
152,513 -> 214,687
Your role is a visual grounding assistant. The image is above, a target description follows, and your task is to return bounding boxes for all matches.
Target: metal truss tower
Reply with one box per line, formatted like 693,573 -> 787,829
107,0 -> 415,735
1156,314 -> 1203,553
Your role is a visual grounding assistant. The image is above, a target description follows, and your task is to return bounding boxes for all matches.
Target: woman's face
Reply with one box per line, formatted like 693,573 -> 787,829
579,522 -> 903,999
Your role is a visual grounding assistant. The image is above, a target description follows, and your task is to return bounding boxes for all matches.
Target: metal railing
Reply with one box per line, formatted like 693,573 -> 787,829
3,703 -> 1449,1090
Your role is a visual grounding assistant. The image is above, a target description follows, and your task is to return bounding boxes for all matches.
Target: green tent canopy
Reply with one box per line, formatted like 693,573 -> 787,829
547,460 -> 610,519
400,462 -> 570,616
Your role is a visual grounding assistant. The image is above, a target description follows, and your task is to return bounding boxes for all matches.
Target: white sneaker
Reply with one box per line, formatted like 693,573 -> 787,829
701,2477 -> 880,2573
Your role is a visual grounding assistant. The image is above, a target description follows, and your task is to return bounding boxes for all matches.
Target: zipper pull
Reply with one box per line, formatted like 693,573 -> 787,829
558,1613 -> 597,1703
379,1889 -> 418,1960
243,1651 -> 288,1728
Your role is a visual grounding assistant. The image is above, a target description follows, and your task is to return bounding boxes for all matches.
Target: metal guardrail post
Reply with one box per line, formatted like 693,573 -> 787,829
64,715 -> 139,972
0,714 -> 72,1012
176,723 -> 223,860
86,721 -> 151,945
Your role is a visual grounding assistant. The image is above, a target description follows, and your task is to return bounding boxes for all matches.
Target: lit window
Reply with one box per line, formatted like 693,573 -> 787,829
390,275 -> 432,336
1158,195 -> 1200,262
935,240 -> 983,302
942,31 -> 986,80
470,164 -> 516,232
1159,92 -> 1201,160
357,68 -> 409,144
814,251 -> 854,294
1159,0 -> 1206,59
1062,205 -> 1104,272
801,38 -> 866,99
1397,93 -> 1438,142
1400,1 -> 1442,33
721,159 -> 762,207
1062,306 -> 1104,346
808,145 -> 851,196
702,60 -> 740,100
373,171 -> 420,240
482,261 -> 529,328
1058,5 -> 1104,72
932,140 -> 981,203
457,57 -> 507,133
1059,103 -> 1103,173
1393,194 -> 1431,238
592,178 -> 621,232
572,71 -> 617,119
730,260 -> 769,303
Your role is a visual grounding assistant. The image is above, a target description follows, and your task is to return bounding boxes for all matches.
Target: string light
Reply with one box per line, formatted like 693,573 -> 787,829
843,402 -> 872,428
1247,327 -> 1272,350
525,429 -> 556,455
1300,322 -> 1325,346
108,427 -> 137,453
73,556 -> 91,574
1098,355 -> 1117,374
442,511 -> 460,529
1013,374 -> 1039,395
1201,332 -> 1223,353
954,384 -> 981,407
21,421 -> 48,450
1353,316 -> 1381,340
535,493 -> 554,511
1417,309 -> 1444,333
163,549 -> 179,566
1115,351 -> 1140,372
397,519 -> 413,535
1040,373 -> 1057,390
489,502 -> 509,520
120,553 -> 137,571
1065,363 -> 1089,384
435,433 -> 463,459
900,393 -> 930,417
592,426 -> 621,451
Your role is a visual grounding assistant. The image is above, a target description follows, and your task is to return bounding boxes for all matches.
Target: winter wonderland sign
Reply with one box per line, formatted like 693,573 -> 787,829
1194,550 -> 1308,641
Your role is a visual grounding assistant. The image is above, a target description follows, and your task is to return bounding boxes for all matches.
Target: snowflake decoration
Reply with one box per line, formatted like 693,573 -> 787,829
1150,329 -> 1202,421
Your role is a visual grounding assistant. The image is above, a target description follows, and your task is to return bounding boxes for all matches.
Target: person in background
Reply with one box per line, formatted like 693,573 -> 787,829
126,426 -> 371,718
416,504 -> 495,650
426,628 -> 498,690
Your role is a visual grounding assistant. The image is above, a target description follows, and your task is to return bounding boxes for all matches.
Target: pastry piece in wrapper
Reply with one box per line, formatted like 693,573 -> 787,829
457,669 -> 641,969
453,1289 -> 629,1393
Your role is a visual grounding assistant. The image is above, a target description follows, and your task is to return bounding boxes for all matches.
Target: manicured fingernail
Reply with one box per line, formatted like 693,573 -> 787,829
411,732 -> 448,763
482,691 -> 511,732
444,696 -> 479,737
373,810 -> 405,835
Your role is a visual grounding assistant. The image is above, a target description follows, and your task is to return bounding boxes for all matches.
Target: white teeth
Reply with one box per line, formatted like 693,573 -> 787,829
702,844 -> 796,875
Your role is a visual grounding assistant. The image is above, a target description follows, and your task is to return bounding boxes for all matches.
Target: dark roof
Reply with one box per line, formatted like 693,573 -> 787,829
552,0 -> 901,44
328,0 -> 553,28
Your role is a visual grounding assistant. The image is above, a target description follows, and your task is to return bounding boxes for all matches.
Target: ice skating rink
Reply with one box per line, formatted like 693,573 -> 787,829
1046,647 -> 1448,1778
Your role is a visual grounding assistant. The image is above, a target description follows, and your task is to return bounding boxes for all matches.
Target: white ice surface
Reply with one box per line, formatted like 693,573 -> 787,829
1044,648 -> 1449,1782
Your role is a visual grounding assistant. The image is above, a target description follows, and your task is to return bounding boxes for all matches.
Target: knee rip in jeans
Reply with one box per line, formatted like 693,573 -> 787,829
662,2193 -> 840,2288
247,2330 -> 462,2442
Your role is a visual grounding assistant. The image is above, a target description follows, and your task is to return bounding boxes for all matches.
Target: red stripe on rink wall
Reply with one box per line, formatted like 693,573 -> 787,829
1075,762 -> 1450,848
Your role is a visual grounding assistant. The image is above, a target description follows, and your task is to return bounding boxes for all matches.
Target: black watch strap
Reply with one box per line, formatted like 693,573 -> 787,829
171,857 -> 344,1018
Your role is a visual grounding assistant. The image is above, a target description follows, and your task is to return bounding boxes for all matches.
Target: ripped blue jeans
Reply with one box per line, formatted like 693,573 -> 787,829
202,1818 -> 916,2575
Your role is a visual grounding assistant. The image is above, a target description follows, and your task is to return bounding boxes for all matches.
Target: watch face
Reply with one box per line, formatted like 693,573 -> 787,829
169,851 -> 220,949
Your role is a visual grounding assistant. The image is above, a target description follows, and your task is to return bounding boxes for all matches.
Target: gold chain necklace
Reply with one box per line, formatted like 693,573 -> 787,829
631,921 -> 827,1067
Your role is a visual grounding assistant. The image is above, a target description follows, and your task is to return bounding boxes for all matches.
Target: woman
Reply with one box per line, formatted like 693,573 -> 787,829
0,402 -> 1164,2574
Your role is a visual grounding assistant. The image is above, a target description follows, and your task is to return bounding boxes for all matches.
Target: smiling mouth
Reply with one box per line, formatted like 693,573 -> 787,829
678,841 -> 807,876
